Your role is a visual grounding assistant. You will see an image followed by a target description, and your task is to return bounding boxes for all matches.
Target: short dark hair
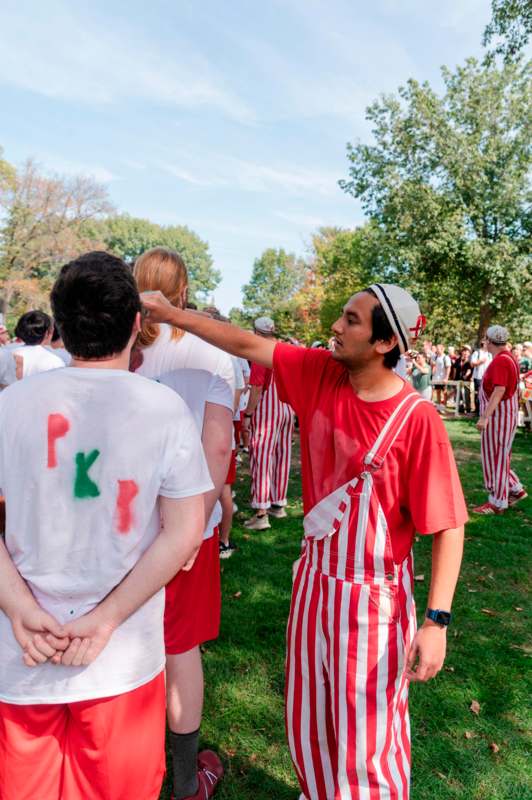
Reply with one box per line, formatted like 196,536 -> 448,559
14,310 -> 52,345
364,289 -> 401,369
51,251 -> 141,359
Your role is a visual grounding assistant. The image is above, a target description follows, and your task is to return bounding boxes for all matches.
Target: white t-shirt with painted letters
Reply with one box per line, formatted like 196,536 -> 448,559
0,367 -> 212,704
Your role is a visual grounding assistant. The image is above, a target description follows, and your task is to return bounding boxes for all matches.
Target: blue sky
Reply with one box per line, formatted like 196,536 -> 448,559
0,0 -> 492,312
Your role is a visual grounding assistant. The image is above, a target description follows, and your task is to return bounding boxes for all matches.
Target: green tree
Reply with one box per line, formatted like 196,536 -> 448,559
87,214 -> 220,303
241,248 -> 307,338
309,224 -> 390,335
483,0 -> 532,63
341,58 -> 532,341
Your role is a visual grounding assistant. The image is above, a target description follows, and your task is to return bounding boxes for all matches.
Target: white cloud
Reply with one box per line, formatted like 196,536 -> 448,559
0,1 -> 253,123
156,153 -> 342,197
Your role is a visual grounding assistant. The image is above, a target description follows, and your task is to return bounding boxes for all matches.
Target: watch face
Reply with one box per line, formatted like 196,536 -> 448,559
436,610 -> 451,625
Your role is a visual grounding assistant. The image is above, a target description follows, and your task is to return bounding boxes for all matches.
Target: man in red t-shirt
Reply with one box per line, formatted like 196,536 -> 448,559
474,325 -> 527,514
242,317 -> 294,530
141,285 -> 467,800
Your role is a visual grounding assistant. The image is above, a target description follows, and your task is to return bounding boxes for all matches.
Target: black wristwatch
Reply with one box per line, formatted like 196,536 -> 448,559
426,608 -> 452,627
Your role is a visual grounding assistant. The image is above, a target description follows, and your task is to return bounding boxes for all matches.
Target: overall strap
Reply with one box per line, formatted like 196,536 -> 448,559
364,392 -> 428,471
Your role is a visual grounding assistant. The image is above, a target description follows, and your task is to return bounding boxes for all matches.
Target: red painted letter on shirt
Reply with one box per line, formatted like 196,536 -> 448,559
116,480 -> 139,533
47,414 -> 70,468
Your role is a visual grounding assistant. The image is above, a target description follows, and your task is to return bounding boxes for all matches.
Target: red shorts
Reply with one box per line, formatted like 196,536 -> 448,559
164,529 -> 221,654
0,672 -> 165,800
225,449 -> 237,485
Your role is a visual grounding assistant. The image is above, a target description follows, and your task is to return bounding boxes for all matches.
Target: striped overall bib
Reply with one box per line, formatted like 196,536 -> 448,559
250,374 -> 294,510
480,352 -> 523,509
286,393 -> 426,799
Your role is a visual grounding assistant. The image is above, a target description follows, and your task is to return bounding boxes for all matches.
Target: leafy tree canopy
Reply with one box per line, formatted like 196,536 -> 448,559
240,247 -> 309,338
85,214 -> 220,303
483,0 -> 532,63
340,58 -> 532,341
0,158 -> 112,322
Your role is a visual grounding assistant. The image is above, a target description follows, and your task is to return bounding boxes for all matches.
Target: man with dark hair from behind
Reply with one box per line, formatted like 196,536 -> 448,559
11,310 -> 64,380
0,251 -> 212,800
141,283 -> 467,800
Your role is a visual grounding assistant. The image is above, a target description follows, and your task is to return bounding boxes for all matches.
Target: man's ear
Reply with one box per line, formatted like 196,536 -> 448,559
132,311 -> 142,335
375,333 -> 399,356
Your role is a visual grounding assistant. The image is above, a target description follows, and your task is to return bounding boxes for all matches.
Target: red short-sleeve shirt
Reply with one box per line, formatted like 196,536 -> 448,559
482,352 -> 519,400
273,343 -> 468,564
249,362 -> 272,390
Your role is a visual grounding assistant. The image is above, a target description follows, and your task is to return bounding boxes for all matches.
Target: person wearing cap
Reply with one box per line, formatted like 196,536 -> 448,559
474,325 -> 527,514
241,316 -> 294,530
140,285 -> 467,800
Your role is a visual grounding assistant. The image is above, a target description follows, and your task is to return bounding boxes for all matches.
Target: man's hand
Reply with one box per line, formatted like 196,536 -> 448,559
48,608 -> 116,667
477,415 -> 489,431
140,291 -> 176,324
10,602 -> 69,667
405,621 -> 447,682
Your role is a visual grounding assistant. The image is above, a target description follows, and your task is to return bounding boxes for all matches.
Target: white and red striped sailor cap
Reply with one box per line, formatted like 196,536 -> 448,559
369,283 -> 426,354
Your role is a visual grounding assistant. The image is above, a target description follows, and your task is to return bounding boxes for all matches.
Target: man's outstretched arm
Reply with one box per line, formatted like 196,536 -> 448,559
141,291 -> 275,368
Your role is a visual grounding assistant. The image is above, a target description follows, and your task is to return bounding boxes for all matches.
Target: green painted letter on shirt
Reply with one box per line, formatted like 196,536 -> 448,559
74,450 -> 101,498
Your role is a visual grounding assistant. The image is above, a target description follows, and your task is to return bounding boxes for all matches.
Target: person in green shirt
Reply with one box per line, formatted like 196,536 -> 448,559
410,351 -> 432,400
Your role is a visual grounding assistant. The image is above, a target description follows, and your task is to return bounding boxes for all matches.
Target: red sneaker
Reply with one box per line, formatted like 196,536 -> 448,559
508,490 -> 528,507
171,751 -> 224,800
472,501 -> 504,515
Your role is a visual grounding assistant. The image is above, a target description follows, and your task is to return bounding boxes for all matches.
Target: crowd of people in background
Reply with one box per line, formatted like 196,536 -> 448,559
402,338 -> 532,424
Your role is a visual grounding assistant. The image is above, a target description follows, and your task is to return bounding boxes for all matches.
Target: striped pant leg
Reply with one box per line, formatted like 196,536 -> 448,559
271,404 -> 294,507
508,468 -> 523,495
484,406 -> 518,509
332,583 -> 410,800
250,394 -> 279,510
286,558 -> 337,800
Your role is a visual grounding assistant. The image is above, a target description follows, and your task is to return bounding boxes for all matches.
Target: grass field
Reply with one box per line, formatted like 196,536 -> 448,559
160,421 -> 531,800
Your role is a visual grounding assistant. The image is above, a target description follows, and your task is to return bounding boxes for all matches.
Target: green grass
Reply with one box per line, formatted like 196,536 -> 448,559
160,421 -> 531,799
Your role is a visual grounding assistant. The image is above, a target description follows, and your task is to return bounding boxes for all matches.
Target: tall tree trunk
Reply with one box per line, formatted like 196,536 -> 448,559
477,301 -> 492,343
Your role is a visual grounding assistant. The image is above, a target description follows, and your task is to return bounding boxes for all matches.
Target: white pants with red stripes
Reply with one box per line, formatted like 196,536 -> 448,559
250,390 -> 294,510
286,549 -> 414,799
480,391 -> 523,509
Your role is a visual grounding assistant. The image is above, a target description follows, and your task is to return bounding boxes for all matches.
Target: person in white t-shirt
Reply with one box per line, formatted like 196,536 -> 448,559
134,247 -> 233,800
471,339 -> 493,416
0,341 -> 21,388
12,310 -> 65,380
431,343 -> 451,411
0,251 -> 211,800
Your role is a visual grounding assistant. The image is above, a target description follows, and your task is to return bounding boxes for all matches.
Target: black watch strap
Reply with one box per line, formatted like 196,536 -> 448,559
426,608 -> 452,626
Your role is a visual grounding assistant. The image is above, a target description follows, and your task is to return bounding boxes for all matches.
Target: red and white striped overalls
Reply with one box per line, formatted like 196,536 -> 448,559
480,353 -> 523,509
286,393 -> 426,800
250,376 -> 294,510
